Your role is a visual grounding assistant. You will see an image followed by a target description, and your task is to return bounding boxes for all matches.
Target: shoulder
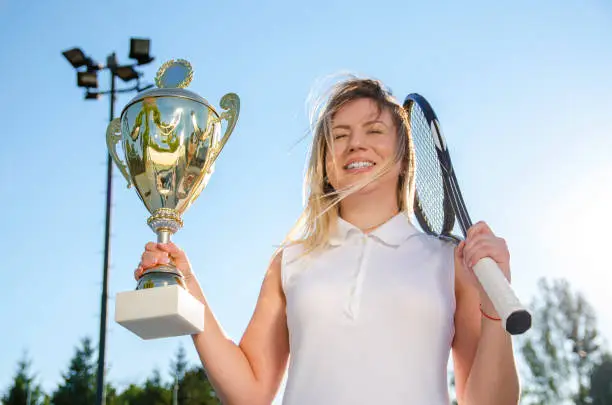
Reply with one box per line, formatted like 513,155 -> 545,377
275,240 -> 326,294
259,248 -> 283,292
278,242 -> 306,265
409,232 -> 457,265
267,241 -> 305,268
271,242 -> 307,292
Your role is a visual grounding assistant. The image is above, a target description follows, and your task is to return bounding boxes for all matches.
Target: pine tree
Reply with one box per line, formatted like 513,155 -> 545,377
1,352 -> 45,405
112,384 -> 144,405
179,366 -> 220,405
169,345 -> 188,405
140,370 -> 171,405
50,337 -> 97,405
114,369 -> 171,405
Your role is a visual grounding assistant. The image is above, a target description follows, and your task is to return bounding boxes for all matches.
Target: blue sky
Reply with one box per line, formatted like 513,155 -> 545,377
1,0 -> 611,403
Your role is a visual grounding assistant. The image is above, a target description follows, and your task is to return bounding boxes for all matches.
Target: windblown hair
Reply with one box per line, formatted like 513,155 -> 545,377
284,75 -> 416,254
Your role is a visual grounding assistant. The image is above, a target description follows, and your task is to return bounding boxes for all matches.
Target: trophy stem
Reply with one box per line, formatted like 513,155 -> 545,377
157,229 -> 172,244
136,208 -> 186,290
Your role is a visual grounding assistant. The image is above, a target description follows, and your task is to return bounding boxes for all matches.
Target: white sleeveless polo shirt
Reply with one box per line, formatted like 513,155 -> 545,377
280,212 -> 456,405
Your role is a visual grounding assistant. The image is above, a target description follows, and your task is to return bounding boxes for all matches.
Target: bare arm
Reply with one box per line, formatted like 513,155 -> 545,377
138,244 -> 289,405
451,223 -> 520,405
191,252 -> 289,405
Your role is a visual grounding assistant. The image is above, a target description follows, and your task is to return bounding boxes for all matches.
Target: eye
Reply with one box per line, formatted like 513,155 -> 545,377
333,133 -> 348,140
367,125 -> 385,134
367,129 -> 384,136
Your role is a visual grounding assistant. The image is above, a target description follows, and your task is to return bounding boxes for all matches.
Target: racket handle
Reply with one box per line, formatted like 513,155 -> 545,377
472,257 -> 532,335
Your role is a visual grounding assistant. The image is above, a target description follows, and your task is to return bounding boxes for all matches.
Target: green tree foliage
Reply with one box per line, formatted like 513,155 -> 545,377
170,345 -> 188,383
588,353 -> 612,405
1,352 -> 46,405
169,345 -> 188,405
178,366 -> 220,405
111,384 -> 144,405
114,369 -> 172,405
518,278 -> 605,405
49,337 -> 97,405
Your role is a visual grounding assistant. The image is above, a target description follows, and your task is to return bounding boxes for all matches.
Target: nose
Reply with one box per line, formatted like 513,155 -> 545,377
347,131 -> 366,152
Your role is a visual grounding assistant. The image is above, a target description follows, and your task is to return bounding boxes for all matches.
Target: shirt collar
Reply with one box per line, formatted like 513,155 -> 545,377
329,211 -> 421,247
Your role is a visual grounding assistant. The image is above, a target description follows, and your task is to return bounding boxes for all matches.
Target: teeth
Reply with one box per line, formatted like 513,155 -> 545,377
346,161 -> 374,169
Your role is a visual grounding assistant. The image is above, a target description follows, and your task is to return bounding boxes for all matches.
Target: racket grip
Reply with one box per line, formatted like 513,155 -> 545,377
472,257 -> 532,335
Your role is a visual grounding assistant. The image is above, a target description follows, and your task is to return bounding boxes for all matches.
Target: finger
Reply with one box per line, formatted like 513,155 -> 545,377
455,241 -> 464,266
134,264 -> 150,279
464,239 -> 494,266
140,251 -> 170,268
466,221 -> 494,241
134,266 -> 144,280
464,240 -> 506,268
157,242 -> 183,254
465,233 -> 494,251
157,242 -> 188,263
145,241 -> 161,252
458,241 -> 470,269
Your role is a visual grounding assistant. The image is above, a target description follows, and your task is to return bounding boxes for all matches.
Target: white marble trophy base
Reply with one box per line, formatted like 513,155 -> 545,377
115,285 -> 205,340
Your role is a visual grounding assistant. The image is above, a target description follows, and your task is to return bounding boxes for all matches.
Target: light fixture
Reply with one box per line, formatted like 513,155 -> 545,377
115,65 -> 140,82
62,47 -> 87,68
78,71 -> 98,88
129,38 -> 153,65
85,91 -> 100,100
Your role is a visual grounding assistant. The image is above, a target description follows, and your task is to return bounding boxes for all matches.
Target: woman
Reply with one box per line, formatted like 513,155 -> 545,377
135,77 -> 521,405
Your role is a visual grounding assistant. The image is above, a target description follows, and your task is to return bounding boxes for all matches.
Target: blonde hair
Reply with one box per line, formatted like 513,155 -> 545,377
283,74 -> 416,254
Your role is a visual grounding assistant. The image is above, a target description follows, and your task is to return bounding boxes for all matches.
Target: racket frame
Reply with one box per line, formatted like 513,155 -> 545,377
403,93 -> 532,335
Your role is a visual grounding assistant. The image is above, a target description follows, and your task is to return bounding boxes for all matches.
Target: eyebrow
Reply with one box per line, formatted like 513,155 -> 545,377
364,120 -> 388,127
331,120 -> 388,130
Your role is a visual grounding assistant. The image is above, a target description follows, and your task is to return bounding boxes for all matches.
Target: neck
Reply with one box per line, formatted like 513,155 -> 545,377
338,188 -> 400,233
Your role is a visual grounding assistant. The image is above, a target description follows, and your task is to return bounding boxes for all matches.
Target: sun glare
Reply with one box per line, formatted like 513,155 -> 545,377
541,164 -> 612,343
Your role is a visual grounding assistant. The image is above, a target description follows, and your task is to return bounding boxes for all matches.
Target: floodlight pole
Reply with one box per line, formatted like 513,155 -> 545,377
61,42 -> 154,405
94,52 -> 153,405
95,58 -> 116,405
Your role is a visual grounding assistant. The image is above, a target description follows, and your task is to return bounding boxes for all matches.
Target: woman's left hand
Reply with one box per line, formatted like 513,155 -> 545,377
457,221 -> 511,314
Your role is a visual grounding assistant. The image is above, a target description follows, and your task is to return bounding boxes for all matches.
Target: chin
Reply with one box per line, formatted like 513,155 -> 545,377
339,177 -> 392,197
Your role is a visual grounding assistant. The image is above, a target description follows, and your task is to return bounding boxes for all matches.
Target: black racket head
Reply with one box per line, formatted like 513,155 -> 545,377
403,93 -> 456,239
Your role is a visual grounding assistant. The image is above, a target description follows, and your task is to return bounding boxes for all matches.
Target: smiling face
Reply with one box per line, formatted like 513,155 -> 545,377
325,97 -> 402,197
291,77 -> 416,251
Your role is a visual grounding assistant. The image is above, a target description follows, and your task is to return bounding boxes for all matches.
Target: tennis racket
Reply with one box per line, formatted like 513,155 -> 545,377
403,93 -> 531,335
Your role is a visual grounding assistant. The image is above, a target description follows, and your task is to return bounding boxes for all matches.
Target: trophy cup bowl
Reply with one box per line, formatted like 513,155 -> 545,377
106,59 -> 240,339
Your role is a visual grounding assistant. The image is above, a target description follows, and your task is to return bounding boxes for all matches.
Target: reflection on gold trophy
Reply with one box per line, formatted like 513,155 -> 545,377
106,59 -> 240,339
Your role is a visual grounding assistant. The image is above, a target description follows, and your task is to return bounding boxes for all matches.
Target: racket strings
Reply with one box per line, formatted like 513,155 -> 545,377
409,103 -> 451,235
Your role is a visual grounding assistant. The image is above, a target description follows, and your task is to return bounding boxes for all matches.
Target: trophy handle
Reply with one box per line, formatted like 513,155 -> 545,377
210,93 -> 240,162
105,118 -> 132,188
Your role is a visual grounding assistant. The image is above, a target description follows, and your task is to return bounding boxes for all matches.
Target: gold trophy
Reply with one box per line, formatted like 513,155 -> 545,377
106,59 -> 239,339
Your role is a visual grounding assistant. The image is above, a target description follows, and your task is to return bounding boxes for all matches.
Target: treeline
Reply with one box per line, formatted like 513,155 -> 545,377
1,343 -> 219,405
3,277 -> 612,404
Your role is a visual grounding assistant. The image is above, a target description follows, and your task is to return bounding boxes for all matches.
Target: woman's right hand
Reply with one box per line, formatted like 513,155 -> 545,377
134,242 -> 202,298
